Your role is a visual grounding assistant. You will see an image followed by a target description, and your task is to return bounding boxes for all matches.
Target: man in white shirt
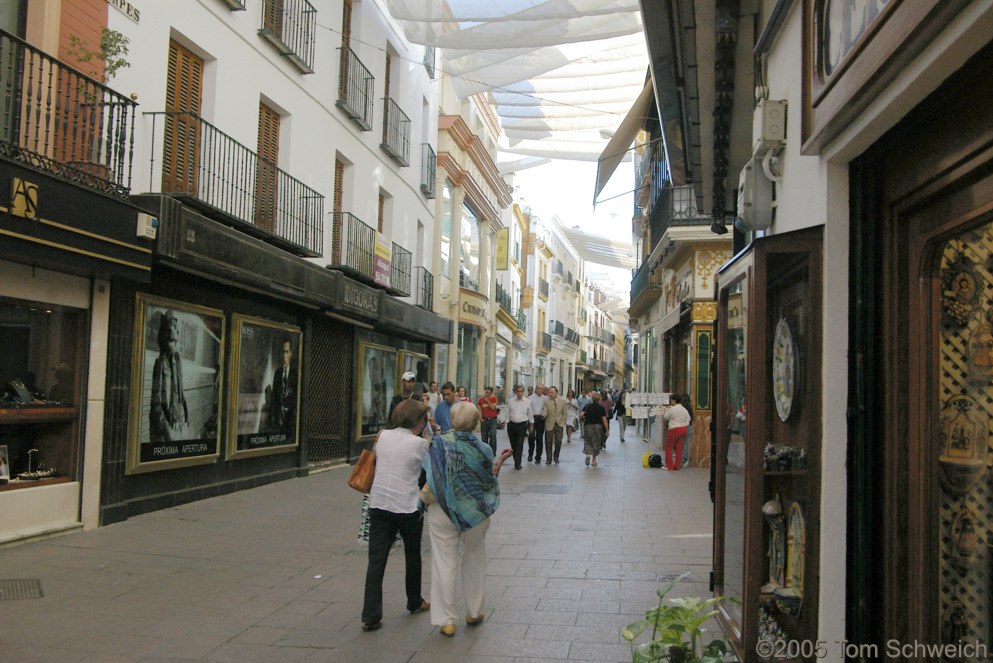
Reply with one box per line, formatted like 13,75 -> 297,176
527,384 -> 548,463
506,384 -> 534,470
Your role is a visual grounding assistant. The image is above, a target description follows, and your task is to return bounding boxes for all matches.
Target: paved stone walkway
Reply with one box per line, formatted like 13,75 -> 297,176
0,423 -> 714,662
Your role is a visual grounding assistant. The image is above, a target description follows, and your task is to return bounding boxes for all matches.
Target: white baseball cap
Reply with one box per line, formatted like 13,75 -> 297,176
401,371 -> 417,381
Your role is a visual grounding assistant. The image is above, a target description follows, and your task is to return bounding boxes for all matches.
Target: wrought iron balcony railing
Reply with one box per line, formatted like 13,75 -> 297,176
423,46 -> 436,79
381,97 -> 410,166
459,269 -> 479,292
0,30 -> 137,199
550,320 -> 564,337
565,270 -> 573,286
337,48 -> 373,130
629,259 -> 663,317
331,212 -> 375,279
515,310 -> 527,333
259,0 -> 316,74
420,143 -> 436,198
538,278 -> 549,300
145,111 -> 323,256
413,265 -> 433,310
566,328 -> 580,344
391,241 -> 411,296
550,259 -> 564,280
495,281 -> 512,313
538,332 -> 552,353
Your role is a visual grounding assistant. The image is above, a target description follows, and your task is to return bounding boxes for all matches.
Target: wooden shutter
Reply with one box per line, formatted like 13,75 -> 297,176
263,0 -> 284,40
255,102 -> 280,233
383,51 -> 392,141
338,0 -> 352,98
332,159 -> 344,263
378,192 -> 385,233
162,40 -> 203,193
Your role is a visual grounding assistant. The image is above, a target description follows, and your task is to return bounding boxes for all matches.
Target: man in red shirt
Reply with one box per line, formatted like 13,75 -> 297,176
477,386 -> 499,453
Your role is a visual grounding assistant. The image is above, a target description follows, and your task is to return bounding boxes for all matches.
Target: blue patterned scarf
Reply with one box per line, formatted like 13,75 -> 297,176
423,431 -> 499,532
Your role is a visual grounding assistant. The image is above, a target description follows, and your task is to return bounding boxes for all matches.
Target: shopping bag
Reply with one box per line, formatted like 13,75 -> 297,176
347,448 -> 376,492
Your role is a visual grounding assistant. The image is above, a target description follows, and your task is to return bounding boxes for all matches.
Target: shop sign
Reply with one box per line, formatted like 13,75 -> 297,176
374,232 -> 392,288
496,227 -> 509,270
107,0 -> 140,23
459,288 -> 488,328
0,164 -> 153,280
340,279 -> 380,318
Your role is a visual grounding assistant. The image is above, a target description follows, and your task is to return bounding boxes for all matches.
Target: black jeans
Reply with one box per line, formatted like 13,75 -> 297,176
529,415 -> 546,460
480,417 -> 498,453
507,421 -> 529,468
362,508 -> 424,624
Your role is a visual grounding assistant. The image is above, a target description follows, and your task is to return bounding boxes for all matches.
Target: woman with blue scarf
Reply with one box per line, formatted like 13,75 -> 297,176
422,402 -> 513,636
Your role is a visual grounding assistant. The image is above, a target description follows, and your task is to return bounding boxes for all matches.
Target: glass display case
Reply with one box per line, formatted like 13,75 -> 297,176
0,296 -> 85,491
713,227 -> 823,661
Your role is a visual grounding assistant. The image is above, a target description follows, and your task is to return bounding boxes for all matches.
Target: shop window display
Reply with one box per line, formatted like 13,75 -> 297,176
0,297 -> 85,489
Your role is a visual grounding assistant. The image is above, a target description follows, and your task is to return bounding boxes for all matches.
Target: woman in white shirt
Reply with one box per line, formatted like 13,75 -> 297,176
663,393 -> 692,471
361,399 -> 432,632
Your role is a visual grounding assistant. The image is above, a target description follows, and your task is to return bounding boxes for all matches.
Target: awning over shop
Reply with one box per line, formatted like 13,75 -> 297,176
594,78 -> 654,202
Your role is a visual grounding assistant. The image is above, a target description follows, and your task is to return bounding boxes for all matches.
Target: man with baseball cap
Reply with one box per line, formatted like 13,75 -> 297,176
389,371 -> 419,420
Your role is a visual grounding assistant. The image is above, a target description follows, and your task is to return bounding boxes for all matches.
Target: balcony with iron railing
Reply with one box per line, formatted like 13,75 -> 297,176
145,111 -> 323,256
495,281 -> 512,314
538,278 -> 549,300
258,0 -> 316,74
459,269 -> 479,292
550,320 -> 564,337
516,310 -> 527,333
608,361 -> 616,374
0,30 -> 137,199
420,143 -> 436,198
390,241 -> 411,296
413,266 -> 433,310
423,45 -> 436,79
381,97 -> 410,166
337,48 -> 374,130
328,213 -> 411,296
565,328 -> 581,345
550,259 -> 564,280
629,259 -> 663,318
537,332 -> 552,354
565,270 -> 573,286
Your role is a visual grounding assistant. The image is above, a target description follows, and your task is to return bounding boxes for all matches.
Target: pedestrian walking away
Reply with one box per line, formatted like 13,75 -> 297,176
422,402 -> 514,637
360,399 -> 432,632
582,394 -> 609,467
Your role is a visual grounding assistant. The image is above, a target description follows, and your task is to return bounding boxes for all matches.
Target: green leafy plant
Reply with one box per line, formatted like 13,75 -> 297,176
621,572 -> 733,663
66,28 -> 131,81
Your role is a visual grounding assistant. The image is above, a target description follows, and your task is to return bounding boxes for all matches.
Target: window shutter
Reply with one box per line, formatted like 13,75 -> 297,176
338,0 -> 352,99
255,102 -> 280,233
162,41 -> 203,193
333,159 -> 344,264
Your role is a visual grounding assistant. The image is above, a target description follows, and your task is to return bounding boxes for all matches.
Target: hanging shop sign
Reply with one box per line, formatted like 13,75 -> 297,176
459,288 -> 488,328
496,227 -> 509,270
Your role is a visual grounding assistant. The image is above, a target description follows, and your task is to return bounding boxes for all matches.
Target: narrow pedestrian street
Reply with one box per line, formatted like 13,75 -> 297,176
0,424 -> 712,663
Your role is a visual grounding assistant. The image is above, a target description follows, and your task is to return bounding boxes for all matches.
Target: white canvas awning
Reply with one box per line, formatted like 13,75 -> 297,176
385,0 -> 649,161
594,78 -> 654,202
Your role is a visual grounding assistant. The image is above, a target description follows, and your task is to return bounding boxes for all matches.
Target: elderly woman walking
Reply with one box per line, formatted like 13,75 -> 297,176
581,392 -> 609,467
422,402 -> 513,636
360,399 -> 432,632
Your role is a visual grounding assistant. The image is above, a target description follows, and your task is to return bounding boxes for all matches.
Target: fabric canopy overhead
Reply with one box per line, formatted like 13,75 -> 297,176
385,0 -> 650,161
594,78 -> 654,202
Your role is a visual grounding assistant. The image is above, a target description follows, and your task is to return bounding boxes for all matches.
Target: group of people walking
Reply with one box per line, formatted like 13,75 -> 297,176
361,379 -> 684,637
361,396 -> 513,637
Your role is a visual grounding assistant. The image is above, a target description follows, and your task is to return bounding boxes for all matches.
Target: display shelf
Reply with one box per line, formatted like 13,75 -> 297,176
764,470 -> 807,477
0,476 -> 71,492
0,407 -> 79,423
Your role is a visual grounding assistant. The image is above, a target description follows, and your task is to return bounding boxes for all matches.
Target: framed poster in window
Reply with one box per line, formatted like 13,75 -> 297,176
397,350 -> 429,387
127,294 -> 225,474
226,315 -> 303,459
357,341 -> 396,438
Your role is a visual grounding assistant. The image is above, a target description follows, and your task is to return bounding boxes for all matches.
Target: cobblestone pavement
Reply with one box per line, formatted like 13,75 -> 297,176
0,423 -> 714,662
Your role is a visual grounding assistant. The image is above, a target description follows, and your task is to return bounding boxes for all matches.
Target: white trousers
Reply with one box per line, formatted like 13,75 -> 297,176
426,503 -> 490,626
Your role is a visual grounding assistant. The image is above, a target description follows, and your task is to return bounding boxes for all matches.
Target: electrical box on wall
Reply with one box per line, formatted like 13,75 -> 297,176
753,99 -> 787,155
136,212 -> 158,240
737,157 -> 773,230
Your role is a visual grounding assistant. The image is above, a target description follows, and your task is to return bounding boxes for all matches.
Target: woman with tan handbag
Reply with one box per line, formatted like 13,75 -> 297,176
360,399 -> 432,632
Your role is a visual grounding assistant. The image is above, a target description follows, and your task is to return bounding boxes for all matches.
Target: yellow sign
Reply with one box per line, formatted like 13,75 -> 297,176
495,227 -> 509,270
11,177 -> 38,220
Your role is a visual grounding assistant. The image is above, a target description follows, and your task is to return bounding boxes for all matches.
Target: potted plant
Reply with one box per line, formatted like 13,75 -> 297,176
621,572 -> 734,663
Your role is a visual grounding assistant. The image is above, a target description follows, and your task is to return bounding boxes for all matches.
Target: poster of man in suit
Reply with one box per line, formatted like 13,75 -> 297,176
229,315 -> 302,457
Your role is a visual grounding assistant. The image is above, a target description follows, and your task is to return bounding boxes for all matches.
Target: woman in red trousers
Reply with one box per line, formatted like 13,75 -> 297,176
663,394 -> 691,470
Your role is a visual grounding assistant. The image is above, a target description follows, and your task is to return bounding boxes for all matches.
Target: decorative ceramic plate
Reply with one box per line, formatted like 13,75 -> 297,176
772,318 -> 797,422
